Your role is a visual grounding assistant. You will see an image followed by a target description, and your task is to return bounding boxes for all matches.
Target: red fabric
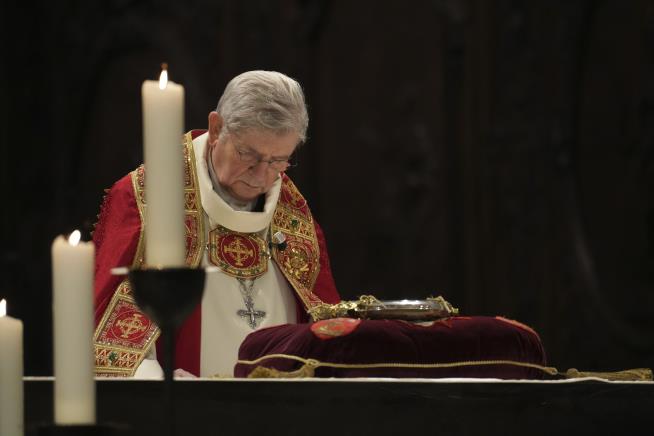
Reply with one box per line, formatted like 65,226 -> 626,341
189,129 -> 206,140
235,316 -> 549,379
93,137 -> 341,376
154,304 -> 202,377
93,174 -> 142,325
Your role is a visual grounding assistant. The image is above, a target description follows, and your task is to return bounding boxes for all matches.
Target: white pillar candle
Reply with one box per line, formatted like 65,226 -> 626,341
141,64 -> 186,267
51,231 -> 96,424
0,299 -> 23,436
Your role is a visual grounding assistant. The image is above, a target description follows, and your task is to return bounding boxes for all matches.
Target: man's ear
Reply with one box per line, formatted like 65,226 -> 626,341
208,111 -> 223,144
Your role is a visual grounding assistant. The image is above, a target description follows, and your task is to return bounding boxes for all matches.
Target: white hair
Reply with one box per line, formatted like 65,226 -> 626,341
216,70 -> 308,143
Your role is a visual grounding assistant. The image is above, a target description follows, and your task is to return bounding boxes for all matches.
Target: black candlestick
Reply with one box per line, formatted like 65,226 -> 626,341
127,267 -> 205,436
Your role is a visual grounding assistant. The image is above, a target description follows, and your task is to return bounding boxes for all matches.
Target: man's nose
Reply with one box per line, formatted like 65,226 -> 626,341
249,160 -> 269,180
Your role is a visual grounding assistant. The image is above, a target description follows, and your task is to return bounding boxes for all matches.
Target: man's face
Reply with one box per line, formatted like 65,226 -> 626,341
207,112 -> 298,202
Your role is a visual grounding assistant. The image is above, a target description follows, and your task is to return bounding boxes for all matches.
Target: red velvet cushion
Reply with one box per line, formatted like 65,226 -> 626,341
235,316 -> 548,379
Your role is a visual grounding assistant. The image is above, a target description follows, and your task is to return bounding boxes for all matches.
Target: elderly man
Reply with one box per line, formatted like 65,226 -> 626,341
93,71 -> 341,378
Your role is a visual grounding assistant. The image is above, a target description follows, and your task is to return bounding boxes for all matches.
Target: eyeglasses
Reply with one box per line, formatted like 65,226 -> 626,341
232,143 -> 296,171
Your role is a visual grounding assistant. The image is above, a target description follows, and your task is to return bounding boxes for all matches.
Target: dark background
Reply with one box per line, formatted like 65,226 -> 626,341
1,0 -> 652,376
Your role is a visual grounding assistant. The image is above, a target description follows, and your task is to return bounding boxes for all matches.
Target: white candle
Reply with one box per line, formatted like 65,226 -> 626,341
51,230 -> 96,424
0,299 -> 23,436
141,64 -> 186,267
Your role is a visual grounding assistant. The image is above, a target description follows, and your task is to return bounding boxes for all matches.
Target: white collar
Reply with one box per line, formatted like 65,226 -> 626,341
193,132 -> 281,233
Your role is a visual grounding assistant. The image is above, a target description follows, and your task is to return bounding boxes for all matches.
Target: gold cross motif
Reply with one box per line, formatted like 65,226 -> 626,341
116,313 -> 147,339
208,225 -> 268,279
224,237 -> 254,266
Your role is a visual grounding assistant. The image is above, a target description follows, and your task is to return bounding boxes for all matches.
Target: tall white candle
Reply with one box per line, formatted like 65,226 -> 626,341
0,299 -> 23,436
51,230 -> 95,424
141,64 -> 186,267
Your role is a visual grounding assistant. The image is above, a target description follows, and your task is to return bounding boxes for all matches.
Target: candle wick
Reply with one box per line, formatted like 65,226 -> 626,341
161,62 -> 168,71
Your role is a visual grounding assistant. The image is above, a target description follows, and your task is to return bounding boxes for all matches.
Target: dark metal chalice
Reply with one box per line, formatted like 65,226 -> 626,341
128,267 -> 205,436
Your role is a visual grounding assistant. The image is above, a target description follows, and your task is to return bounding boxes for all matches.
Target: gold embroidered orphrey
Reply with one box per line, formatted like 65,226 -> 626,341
208,225 -> 268,279
93,131 -> 324,376
94,281 -> 160,376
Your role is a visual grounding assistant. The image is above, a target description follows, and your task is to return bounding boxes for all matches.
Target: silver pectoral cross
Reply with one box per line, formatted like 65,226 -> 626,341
237,295 -> 266,329
237,278 -> 266,329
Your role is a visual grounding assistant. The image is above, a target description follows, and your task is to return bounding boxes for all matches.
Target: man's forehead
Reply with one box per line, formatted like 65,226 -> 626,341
233,130 -> 298,155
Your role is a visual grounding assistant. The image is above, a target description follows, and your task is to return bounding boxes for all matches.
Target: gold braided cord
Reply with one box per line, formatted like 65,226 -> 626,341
237,353 -> 559,376
238,354 -> 653,381
564,367 -> 653,381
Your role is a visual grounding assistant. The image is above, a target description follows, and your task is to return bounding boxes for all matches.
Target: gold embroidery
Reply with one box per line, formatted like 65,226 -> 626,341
225,238 -> 254,266
95,345 -> 143,377
130,166 -> 146,267
130,133 -> 205,268
116,313 -> 148,339
284,246 -> 309,279
279,176 -> 310,217
181,135 -> 205,267
271,176 -> 323,312
273,208 -> 314,239
94,280 -> 160,376
208,225 -> 268,279
274,235 -> 321,308
283,183 -> 305,207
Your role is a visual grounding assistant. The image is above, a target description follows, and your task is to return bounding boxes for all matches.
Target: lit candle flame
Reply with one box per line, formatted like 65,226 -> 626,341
68,230 -> 81,246
0,299 -> 6,317
159,62 -> 169,90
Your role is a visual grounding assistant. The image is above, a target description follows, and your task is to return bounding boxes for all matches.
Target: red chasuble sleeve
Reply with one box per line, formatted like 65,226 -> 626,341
93,173 -> 142,326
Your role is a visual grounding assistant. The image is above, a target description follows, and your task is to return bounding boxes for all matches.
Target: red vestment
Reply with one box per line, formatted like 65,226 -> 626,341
92,130 -> 340,376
